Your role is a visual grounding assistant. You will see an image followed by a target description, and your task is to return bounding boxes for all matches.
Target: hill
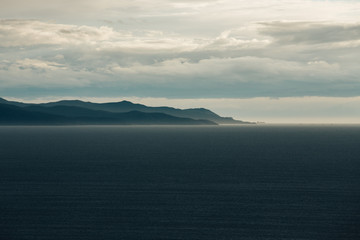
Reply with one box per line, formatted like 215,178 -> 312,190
38,100 -> 249,124
0,101 -> 216,125
0,97 -> 253,125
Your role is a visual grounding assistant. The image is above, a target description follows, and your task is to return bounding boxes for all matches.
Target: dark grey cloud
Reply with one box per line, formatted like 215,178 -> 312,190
259,22 -> 360,44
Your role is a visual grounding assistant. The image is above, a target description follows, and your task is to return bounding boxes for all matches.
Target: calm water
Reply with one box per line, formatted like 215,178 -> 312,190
0,125 -> 360,239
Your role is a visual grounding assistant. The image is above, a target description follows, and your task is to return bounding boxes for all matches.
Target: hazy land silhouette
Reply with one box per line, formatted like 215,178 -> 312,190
0,97 -> 252,125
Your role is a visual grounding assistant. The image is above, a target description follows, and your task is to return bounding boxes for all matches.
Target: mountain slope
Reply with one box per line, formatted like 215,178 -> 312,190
0,103 -> 68,124
0,102 -> 216,125
38,100 -> 249,124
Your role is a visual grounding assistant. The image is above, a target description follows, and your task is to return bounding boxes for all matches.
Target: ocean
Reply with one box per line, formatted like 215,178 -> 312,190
0,125 -> 359,239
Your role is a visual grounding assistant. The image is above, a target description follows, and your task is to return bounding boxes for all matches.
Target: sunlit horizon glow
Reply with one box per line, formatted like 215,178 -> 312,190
1,0 -> 360,123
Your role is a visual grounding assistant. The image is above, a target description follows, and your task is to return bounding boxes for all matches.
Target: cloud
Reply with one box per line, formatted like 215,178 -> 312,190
1,18 -> 360,98
2,53 -> 356,99
0,19 -> 265,54
0,19 -> 130,47
14,58 -> 65,70
259,21 -> 360,45
103,56 -> 341,82
1,1 -> 360,99
0,58 -> 98,88
2,1 -> 360,34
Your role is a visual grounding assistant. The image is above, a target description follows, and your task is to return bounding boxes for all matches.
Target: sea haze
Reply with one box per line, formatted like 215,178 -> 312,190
0,125 -> 360,239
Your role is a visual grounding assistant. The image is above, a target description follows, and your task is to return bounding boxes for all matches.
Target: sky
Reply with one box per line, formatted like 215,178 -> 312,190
1,0 -> 360,123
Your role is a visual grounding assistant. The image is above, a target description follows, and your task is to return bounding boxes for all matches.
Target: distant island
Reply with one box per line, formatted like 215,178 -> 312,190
0,97 -> 253,125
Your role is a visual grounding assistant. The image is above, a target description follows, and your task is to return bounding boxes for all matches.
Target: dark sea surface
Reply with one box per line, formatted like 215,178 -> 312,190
0,125 -> 360,240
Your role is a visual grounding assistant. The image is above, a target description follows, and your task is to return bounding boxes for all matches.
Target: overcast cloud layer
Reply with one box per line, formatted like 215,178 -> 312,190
1,0 -> 360,122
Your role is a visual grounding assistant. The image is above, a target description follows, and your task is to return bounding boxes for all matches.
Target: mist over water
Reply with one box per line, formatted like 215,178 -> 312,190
1,125 -> 360,239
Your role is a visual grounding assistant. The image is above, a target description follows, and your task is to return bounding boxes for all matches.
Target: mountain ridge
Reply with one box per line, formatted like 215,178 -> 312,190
0,103 -> 216,125
0,97 -> 253,125
38,99 -> 248,124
